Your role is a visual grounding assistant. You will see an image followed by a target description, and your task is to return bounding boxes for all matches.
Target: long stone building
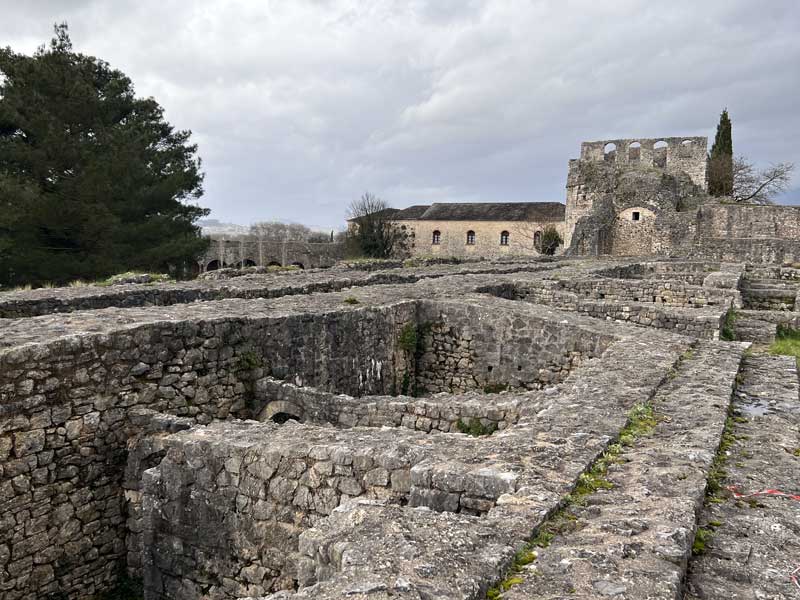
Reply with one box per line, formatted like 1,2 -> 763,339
383,135 -> 800,264
384,202 -> 567,259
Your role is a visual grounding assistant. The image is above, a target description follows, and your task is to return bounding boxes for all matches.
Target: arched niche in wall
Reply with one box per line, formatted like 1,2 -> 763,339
653,140 -> 668,168
628,141 -> 642,163
603,142 -> 617,163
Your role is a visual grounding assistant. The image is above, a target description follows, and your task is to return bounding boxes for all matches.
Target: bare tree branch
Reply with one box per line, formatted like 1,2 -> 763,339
346,192 -> 407,258
732,156 -> 794,204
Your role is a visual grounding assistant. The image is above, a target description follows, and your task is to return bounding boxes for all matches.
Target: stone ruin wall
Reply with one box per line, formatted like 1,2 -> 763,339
564,136 -> 800,264
690,203 -> 800,264
414,300 -> 615,392
578,137 -> 708,188
253,378 -> 523,433
200,238 -> 345,272
564,136 -> 708,249
5,255 -> 791,599
0,304 -> 417,599
0,288 -> 623,599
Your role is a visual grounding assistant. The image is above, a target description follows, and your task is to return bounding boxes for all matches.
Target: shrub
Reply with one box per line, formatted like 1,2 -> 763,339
456,418 -> 497,437
398,323 -> 418,354
540,226 -> 563,256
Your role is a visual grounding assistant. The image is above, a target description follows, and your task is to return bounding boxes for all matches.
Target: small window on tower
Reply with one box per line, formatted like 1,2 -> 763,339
632,211 -> 641,221
432,230 -> 441,245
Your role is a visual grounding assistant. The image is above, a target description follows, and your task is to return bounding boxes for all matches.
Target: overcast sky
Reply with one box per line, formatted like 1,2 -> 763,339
2,1 -> 799,229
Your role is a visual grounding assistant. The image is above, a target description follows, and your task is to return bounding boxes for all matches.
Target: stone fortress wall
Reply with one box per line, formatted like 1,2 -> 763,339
564,135 -> 800,263
578,136 -> 708,188
2,130 -> 800,600
0,254 -> 798,599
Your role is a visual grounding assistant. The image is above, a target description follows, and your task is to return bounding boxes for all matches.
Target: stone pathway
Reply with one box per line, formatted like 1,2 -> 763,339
503,341 -> 745,599
684,354 -> 800,600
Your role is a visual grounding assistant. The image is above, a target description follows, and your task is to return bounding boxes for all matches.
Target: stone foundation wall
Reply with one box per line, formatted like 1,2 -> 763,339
254,378 -> 522,433
689,237 -> 800,265
595,261 -> 721,281
515,278 -> 737,308
0,262 -> 556,319
481,283 -> 725,339
0,304 -> 415,599
415,300 -> 615,392
141,421 -> 437,599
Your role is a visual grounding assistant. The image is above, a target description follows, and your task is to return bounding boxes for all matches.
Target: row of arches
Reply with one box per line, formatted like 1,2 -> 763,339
204,259 -> 305,271
431,230 -> 544,248
603,139 -> 695,166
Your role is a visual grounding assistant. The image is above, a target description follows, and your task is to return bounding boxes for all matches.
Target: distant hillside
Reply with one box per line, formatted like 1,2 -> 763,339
197,219 -> 250,236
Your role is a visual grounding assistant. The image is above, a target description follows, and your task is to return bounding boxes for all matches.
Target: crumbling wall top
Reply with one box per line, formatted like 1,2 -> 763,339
577,136 -> 708,190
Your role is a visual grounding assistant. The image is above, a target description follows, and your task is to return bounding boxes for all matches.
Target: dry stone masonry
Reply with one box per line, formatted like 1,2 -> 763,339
1,254 -> 799,600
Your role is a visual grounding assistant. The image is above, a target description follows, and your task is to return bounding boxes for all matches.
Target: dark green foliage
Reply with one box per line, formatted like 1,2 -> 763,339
0,24 -> 208,287
400,370 -> 411,396
456,417 -> 497,437
237,350 -> 262,371
708,109 -> 733,197
98,571 -> 143,600
343,296 -> 360,305
398,323 -> 418,354
692,526 -> 713,555
720,309 -> 737,341
540,225 -> 563,256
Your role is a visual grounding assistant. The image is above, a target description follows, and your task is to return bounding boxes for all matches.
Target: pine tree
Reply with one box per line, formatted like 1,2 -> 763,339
0,24 -> 209,287
708,109 -> 733,196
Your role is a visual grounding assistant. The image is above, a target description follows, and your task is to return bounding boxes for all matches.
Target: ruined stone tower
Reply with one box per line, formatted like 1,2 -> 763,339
564,136 -> 708,249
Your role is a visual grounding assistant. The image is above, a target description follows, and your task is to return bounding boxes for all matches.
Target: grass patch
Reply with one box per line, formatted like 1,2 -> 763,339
768,326 -> 800,367
720,309 -> 737,341
343,296 -> 360,305
705,415 -> 735,501
485,401 -> 657,597
692,527 -> 713,555
456,418 -> 497,437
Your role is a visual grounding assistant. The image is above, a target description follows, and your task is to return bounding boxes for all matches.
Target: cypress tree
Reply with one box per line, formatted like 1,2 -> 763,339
708,109 -> 733,196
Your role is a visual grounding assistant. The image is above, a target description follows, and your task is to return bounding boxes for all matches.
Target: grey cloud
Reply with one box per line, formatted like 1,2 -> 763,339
2,0 -> 799,228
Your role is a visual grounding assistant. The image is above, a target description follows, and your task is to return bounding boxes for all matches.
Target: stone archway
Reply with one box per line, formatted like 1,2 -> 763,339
257,400 -> 303,424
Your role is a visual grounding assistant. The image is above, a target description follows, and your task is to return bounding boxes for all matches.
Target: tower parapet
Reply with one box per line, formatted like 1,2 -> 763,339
564,136 -> 707,248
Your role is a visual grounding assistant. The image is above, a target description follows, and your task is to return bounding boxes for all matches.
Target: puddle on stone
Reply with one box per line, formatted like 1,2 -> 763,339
737,400 -> 773,417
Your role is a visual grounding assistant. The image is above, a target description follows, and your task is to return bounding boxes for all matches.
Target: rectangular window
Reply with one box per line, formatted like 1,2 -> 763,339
632,211 -> 640,221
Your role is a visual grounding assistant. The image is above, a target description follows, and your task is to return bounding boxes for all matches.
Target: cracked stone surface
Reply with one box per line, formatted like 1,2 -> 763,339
684,354 -> 800,600
1,257 -> 797,600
